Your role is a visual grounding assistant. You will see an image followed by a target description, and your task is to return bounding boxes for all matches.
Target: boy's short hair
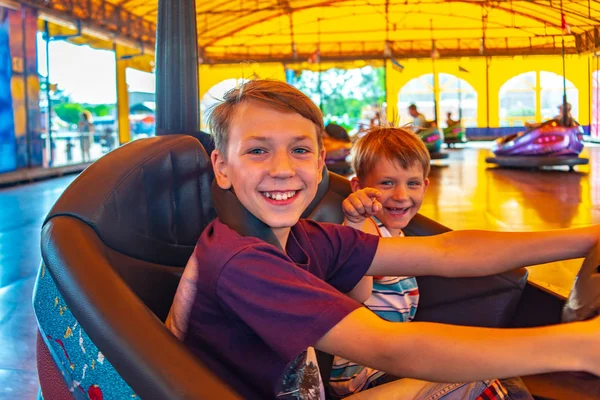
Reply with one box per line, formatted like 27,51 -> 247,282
408,104 -> 417,111
352,127 -> 431,181
208,79 -> 324,156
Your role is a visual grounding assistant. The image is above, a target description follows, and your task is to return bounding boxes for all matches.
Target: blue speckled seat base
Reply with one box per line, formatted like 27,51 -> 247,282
33,264 -> 139,400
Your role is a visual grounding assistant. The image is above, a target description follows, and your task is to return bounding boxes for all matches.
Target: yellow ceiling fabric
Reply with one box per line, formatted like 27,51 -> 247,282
28,0 -> 600,64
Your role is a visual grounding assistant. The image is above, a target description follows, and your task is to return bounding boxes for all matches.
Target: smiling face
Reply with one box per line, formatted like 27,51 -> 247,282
211,101 -> 325,245
352,158 -> 429,236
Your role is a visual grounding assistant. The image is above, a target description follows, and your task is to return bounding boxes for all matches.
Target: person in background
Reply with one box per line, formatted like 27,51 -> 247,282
78,110 -> 95,162
408,104 -> 427,133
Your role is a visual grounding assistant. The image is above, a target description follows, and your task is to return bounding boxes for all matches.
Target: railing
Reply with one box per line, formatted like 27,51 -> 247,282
41,130 -> 120,168
499,117 -> 536,127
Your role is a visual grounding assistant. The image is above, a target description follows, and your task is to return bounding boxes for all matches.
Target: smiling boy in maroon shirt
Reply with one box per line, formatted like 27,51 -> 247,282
167,79 -> 600,400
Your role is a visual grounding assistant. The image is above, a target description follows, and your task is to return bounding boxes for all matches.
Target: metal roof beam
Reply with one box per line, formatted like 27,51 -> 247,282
22,0 -> 156,47
527,0 -> 600,24
202,45 -> 581,65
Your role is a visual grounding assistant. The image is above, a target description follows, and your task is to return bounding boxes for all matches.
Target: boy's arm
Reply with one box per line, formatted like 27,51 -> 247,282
343,218 -> 380,303
346,276 -> 372,303
316,307 -> 600,381
367,227 -> 600,278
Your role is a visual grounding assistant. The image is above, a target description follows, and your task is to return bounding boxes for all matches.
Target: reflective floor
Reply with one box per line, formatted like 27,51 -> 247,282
422,144 -> 600,297
0,175 -> 76,399
0,143 -> 599,398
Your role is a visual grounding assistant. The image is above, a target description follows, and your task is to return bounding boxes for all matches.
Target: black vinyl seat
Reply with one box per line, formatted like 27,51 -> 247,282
34,134 -> 528,400
36,135 -> 240,399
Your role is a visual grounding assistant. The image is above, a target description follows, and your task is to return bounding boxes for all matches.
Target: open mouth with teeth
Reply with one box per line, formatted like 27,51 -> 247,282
260,190 -> 299,203
385,206 -> 412,217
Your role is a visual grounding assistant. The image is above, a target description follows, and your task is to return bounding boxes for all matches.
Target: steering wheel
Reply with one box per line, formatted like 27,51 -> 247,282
562,240 -> 600,323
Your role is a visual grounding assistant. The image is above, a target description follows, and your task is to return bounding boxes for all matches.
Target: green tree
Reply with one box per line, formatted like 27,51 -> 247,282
54,103 -> 84,125
291,66 -> 386,131
92,104 -> 113,117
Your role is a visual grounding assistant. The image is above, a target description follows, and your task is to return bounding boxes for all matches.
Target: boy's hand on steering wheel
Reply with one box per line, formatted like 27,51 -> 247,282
342,188 -> 382,224
581,315 -> 600,377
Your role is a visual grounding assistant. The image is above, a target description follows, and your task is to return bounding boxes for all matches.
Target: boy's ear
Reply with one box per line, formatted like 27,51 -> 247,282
423,177 -> 430,192
211,149 -> 232,190
317,146 -> 326,184
350,177 -> 362,193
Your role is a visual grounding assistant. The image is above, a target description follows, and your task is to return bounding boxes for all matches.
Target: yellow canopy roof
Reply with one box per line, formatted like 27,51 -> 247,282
30,0 -> 600,64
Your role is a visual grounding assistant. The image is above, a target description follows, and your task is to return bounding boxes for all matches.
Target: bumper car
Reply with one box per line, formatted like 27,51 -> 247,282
443,123 -> 467,147
418,123 -> 449,160
34,134 -> 535,399
324,124 -> 353,176
486,120 -> 588,170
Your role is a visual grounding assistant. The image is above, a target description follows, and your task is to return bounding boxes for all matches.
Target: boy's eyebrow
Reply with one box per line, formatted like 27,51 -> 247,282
292,135 -> 314,141
242,135 -> 271,142
242,135 -> 314,142
379,175 -> 424,181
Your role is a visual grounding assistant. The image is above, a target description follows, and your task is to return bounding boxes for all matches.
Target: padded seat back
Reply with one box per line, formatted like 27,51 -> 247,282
38,135 -> 242,399
44,135 -> 215,319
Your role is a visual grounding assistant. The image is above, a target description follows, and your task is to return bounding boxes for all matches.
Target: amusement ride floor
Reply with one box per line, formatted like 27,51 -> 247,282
0,142 -> 599,398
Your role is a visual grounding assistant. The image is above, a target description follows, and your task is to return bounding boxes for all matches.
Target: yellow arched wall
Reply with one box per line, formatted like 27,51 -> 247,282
386,55 -> 592,128
196,56 -> 592,129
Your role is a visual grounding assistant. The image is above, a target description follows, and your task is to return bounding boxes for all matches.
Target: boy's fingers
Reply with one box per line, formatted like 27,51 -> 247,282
343,199 -> 363,218
356,191 -> 374,212
363,188 -> 382,199
372,200 -> 382,213
342,199 -> 359,216
349,196 -> 366,215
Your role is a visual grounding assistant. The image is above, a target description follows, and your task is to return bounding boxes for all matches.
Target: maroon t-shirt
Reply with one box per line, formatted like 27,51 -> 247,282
167,218 -> 379,399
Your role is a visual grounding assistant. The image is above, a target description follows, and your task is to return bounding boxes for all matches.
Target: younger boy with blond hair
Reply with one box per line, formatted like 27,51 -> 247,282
330,127 -> 429,397
331,127 -> 531,399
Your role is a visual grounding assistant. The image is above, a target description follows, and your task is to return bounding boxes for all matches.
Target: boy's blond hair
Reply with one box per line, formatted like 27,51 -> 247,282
208,79 -> 324,157
352,127 -> 431,181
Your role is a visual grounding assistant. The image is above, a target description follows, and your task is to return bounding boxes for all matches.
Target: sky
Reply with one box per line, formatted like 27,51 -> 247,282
36,33 -> 155,105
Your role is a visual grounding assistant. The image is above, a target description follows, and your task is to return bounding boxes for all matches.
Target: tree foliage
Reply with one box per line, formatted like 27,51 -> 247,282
46,82 -> 116,126
54,103 -> 84,125
89,104 -> 112,117
290,66 -> 386,131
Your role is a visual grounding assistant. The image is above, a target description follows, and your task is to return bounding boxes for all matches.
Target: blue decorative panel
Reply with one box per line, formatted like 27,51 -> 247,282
33,264 -> 139,400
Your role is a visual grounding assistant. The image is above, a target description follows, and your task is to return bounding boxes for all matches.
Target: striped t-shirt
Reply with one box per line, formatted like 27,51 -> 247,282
329,218 -> 420,397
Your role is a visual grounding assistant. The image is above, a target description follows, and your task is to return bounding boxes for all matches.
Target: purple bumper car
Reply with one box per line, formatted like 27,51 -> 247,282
486,120 -> 588,170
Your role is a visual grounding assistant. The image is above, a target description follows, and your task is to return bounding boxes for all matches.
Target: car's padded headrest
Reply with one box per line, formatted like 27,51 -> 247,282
44,135 -> 216,267
211,181 -> 282,251
302,169 -> 350,223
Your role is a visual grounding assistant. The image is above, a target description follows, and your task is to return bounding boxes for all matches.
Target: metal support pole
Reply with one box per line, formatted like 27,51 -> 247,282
114,43 -> 131,145
485,56 -> 490,134
430,19 -> 438,124
317,18 -> 323,112
22,6 -> 31,167
562,36 -> 568,126
155,0 -> 200,135
595,55 -> 599,138
561,0 -> 569,126
458,78 -> 463,122
44,20 -> 53,166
